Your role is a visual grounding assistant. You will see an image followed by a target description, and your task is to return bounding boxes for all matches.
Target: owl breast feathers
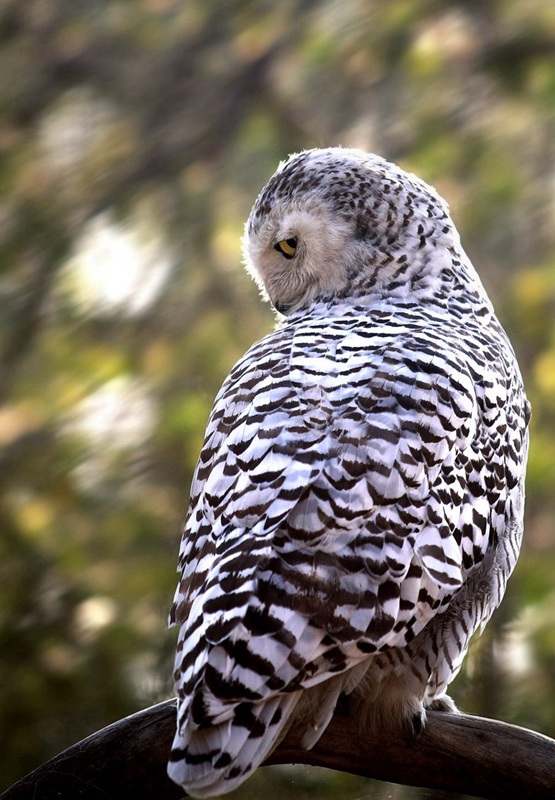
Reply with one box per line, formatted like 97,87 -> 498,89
168,147 -> 530,797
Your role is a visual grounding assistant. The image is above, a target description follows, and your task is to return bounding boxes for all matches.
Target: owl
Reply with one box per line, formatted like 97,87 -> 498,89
167,148 -> 529,797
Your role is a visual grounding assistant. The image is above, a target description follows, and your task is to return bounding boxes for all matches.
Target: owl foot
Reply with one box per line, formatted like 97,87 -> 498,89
426,694 -> 458,713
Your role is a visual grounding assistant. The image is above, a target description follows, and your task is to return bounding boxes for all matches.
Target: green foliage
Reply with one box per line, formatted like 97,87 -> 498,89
1,1 -> 555,797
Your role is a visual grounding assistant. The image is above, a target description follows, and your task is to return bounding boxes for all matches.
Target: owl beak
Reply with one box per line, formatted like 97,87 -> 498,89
273,298 -> 292,315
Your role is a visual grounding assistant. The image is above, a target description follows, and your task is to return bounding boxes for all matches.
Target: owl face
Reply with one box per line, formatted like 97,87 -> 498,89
242,147 -> 457,315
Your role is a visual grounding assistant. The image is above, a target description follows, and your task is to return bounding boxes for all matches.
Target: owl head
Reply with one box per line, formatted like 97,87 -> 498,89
242,147 -> 467,315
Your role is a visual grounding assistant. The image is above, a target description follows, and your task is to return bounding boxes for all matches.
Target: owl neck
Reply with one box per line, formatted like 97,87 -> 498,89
280,248 -> 493,322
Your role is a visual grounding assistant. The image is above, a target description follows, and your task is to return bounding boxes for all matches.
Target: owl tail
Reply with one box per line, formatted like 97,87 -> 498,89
167,663 -> 369,797
167,692 -> 302,798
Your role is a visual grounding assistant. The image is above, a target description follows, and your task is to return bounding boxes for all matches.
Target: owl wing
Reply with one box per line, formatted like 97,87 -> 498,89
169,323 -> 499,795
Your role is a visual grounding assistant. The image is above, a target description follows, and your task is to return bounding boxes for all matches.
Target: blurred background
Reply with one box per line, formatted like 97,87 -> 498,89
1,1 -> 555,797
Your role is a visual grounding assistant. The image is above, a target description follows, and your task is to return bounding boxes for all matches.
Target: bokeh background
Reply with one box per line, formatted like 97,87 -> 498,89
1,1 -> 555,797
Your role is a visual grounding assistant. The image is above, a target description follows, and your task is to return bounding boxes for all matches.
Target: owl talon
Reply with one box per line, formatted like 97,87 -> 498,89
410,709 -> 425,738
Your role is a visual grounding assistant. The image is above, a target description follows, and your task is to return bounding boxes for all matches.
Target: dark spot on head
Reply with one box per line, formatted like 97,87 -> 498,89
355,214 -> 369,239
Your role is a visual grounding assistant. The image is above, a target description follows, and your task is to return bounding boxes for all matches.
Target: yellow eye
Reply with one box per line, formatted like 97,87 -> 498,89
274,237 -> 297,259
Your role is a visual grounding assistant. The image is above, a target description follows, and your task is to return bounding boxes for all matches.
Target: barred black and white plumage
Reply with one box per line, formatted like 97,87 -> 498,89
168,148 -> 530,797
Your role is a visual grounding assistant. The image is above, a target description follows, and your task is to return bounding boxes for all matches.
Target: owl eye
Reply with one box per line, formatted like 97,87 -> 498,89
274,237 -> 297,259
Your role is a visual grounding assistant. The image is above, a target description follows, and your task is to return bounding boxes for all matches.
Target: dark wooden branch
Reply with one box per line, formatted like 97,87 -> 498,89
2,699 -> 555,800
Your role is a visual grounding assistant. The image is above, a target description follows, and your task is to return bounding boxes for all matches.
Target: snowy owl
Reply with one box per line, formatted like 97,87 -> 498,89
167,147 -> 530,797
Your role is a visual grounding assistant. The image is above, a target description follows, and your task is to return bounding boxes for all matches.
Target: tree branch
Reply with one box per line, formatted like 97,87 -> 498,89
2,699 -> 555,800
